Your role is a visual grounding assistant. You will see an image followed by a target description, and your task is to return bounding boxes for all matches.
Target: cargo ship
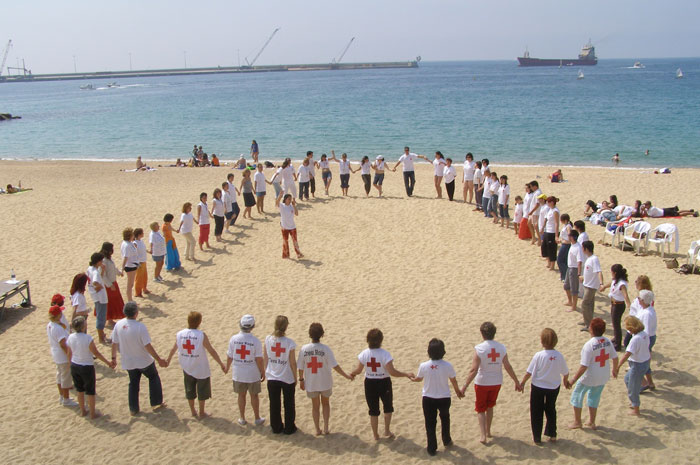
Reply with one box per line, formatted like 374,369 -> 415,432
517,41 -> 597,67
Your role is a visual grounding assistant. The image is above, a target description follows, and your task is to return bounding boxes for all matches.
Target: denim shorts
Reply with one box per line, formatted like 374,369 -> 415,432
152,255 -> 164,263
256,191 -> 266,197
322,171 -> 332,181
95,302 -> 107,330
373,174 -> 385,186
570,382 -> 605,408
499,204 -> 509,219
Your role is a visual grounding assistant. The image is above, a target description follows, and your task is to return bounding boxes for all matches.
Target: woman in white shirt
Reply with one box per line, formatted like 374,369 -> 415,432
600,264 -> 631,351
120,228 -> 139,302
481,168 -> 492,217
210,188 -> 226,242
472,161 -> 483,211
371,156 -> 388,197
556,213 -> 572,282
519,328 -> 570,444
318,154 -> 332,195
543,197 -> 561,266
431,151 -> 447,199
330,150 -> 352,196
178,202 -> 196,261
263,315 -> 298,434
613,316 -> 651,416
462,152 -> 476,203
100,242 -> 125,324
47,305 -> 76,407
195,192 -> 213,250
443,158 -> 457,201
353,156 -> 372,197
276,193 -> 303,259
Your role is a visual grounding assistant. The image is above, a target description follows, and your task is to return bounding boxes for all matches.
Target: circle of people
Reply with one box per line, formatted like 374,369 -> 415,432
45,147 -> 660,457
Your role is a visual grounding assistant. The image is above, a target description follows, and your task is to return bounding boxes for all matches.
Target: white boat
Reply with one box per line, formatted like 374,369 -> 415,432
676,68 -> 684,79
577,70 -> 584,80
107,82 -> 119,88
632,61 -> 645,69
80,84 -> 95,90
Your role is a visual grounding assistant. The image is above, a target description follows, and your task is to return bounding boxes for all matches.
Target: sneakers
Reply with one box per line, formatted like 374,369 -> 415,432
254,417 -> 266,426
62,398 -> 78,408
154,276 -> 164,283
237,418 -> 247,426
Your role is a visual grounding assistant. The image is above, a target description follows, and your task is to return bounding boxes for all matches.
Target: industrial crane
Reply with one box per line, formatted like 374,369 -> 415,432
1,40 -> 12,77
332,37 -> 355,64
244,28 -> 280,68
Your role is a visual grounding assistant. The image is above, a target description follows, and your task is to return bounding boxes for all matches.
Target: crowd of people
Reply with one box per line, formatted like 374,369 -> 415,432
45,147 -> 662,456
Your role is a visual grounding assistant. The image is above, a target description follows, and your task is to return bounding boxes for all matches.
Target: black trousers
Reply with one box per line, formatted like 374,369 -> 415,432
422,396 -> 451,453
267,380 -> 297,434
543,232 -> 557,261
445,180 -> 455,201
127,362 -> 163,414
309,177 -> 316,195
403,171 -> 416,196
611,302 -> 626,350
362,174 -> 371,194
530,385 -> 559,443
299,182 -> 310,200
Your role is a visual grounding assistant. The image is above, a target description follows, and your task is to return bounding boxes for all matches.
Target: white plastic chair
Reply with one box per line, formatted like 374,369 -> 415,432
621,221 -> 651,253
688,240 -> 700,271
646,224 -> 679,258
602,223 -> 624,247
694,249 -> 700,274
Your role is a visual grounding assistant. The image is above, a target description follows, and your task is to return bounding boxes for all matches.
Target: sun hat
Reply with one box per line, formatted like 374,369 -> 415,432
240,314 -> 256,330
376,155 -> 384,160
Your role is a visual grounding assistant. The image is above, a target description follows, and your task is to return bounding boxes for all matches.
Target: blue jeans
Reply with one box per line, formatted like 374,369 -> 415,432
403,171 -> 416,196
482,196 -> 491,217
624,359 -> 650,407
557,243 -> 570,281
95,302 -> 107,330
127,362 -> 163,414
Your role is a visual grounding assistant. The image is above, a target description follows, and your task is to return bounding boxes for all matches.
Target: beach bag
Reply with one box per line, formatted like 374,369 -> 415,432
664,258 -> 679,269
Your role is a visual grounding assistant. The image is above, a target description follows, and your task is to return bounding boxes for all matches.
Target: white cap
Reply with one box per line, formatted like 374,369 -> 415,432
240,314 -> 255,329
376,155 -> 384,160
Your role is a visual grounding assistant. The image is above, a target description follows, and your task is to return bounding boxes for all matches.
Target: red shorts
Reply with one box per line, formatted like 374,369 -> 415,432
474,384 -> 501,413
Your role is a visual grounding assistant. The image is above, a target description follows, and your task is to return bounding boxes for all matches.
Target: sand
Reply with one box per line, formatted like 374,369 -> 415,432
1,160 -> 699,464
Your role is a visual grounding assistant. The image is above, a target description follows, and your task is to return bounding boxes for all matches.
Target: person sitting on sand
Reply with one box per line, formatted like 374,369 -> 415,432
349,328 -> 414,441
297,322 -> 353,435
549,169 -> 564,183
568,318 -> 618,430
211,154 -> 220,167
226,314 -> 266,426
236,156 -> 247,170
167,311 -> 226,419
461,321 -> 522,444
136,156 -> 149,171
641,201 -> 697,217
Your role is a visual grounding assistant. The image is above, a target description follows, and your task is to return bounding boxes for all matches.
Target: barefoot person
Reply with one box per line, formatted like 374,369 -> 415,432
47,305 -> 78,408
461,322 -> 522,444
195,192 -> 213,250
276,193 -> 303,259
319,154 -> 332,195
431,151 -> 446,199
613,316 -> 650,416
66,316 -> 115,419
226,315 -> 266,426
349,328 -> 414,441
120,228 -> 139,301
392,146 -> 430,197
297,322 -> 353,435
111,301 -> 168,415
568,318 -> 618,430
462,152 -> 476,203
100,242 -> 125,326
86,252 -> 110,345
371,155 -> 388,197
411,338 -> 464,457
167,311 -> 226,419
264,315 -> 298,434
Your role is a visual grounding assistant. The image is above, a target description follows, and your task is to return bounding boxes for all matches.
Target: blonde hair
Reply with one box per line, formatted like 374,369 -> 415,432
540,328 -> 558,350
635,275 -> 652,291
624,316 -> 645,334
274,315 -> 289,337
150,222 -> 159,231
122,227 -> 134,241
182,202 -> 192,213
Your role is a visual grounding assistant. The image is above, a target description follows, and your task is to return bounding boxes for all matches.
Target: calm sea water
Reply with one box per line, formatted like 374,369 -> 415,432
1,59 -> 699,167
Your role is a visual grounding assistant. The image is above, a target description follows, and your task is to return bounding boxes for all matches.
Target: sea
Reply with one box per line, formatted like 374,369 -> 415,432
1,59 -> 699,168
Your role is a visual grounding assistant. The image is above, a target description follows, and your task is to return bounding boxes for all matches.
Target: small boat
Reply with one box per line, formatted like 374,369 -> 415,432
577,70 -> 584,80
632,61 -> 645,69
107,82 -> 119,88
676,68 -> 684,79
80,84 -> 95,90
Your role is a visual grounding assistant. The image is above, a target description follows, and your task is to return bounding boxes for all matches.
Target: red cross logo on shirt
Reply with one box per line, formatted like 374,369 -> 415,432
487,348 -> 500,362
271,342 -> 286,358
549,356 -> 556,361
594,349 -> 610,367
182,339 -> 195,355
366,357 -> 381,372
430,365 -> 438,370
599,338 -> 606,344
235,344 -> 251,360
307,356 -> 323,374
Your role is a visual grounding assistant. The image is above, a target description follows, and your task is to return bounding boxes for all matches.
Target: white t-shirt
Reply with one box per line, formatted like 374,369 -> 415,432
254,171 -> 267,192
538,204 -> 549,231
297,342 -> 338,392
488,179 -> 500,197
307,159 -> 316,176
577,231 -> 590,244
279,203 -> 296,230
522,192 -> 532,219
134,239 -> 148,263
120,240 -> 139,268
180,212 -> 194,234
149,231 -> 166,257
282,165 -> 296,185
582,255 -> 602,288
223,190 -> 233,212
338,160 -> 351,175
417,359 -> 456,399
530,189 -> 542,215
297,165 -> 311,183
498,184 -> 510,205
86,265 -> 108,304
227,180 -> 238,202
638,306 -> 657,337
319,160 -> 330,170
227,332 -> 263,383
567,242 -> 584,268
265,335 -> 297,384
212,198 -> 225,217
482,177 -> 492,199
198,201 -> 210,225
358,348 -> 393,380
67,332 -> 94,366
559,223 -> 571,243
398,153 -> 418,172
609,280 -> 628,301
47,321 -> 69,364
474,340 -> 507,386
579,336 -> 618,386
360,161 -> 371,175
112,318 -> 154,370
103,258 -> 118,286
176,328 -> 211,379
647,206 -> 664,218
514,203 -> 524,222
433,158 -> 446,176
526,349 -> 569,390
627,331 -> 651,363
443,165 -> 456,183
544,207 -> 559,233
473,169 -> 482,186
71,292 -> 88,313
463,160 -> 476,181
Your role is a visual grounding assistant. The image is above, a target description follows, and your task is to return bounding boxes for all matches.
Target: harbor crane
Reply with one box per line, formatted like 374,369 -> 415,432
244,28 -> 280,68
332,37 -> 355,64
1,40 -> 12,76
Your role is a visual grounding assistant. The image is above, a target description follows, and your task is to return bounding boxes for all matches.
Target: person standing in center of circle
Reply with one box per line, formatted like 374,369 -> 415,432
393,146 -> 430,197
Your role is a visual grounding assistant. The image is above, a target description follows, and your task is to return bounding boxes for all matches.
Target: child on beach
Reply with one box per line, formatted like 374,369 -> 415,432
226,314 -> 266,426
195,192 -> 213,250
297,322 -> 353,435
461,322 -> 522,444
519,328 -> 570,444
431,151 -> 446,199
349,329 -> 414,441
120,228 -> 138,301
264,315 -> 298,434
162,214 -> 181,271
148,222 -> 165,282
497,174 -> 510,228
221,182 -> 234,231
226,173 -> 242,226
178,202 -> 196,261
133,228 -> 150,297
240,170 -> 256,219
556,213 -> 572,282
70,273 -> 90,323
488,172 -> 500,222
411,338 -> 464,456
513,195 -> 524,235
276,193 -> 303,259
210,188 -> 225,242
568,318 -> 618,430
87,252 -> 109,344
473,161 -> 483,211
66,316 -> 115,418
47,305 -> 77,407
613,316 -> 650,416
100,242 -> 125,325
443,158 -> 456,201
254,164 -> 268,212
564,229 -> 583,311
167,311 -> 226,419
298,158 -> 311,200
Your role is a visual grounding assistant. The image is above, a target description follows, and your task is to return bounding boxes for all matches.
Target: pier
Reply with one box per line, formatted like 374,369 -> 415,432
0,60 -> 418,84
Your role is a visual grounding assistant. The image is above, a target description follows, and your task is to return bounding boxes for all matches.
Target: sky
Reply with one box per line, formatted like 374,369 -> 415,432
3,0 -> 699,74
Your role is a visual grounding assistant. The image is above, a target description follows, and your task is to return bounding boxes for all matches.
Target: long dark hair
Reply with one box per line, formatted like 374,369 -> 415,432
611,264 -> 628,284
100,242 -> 114,260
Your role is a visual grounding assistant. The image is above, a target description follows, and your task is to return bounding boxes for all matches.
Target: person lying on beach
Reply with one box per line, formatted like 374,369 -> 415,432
583,200 -> 599,217
4,183 -> 33,193
641,201 -> 697,217
549,169 -> 564,183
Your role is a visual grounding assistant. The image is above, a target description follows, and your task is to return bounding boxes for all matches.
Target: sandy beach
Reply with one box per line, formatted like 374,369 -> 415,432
1,159 -> 699,464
